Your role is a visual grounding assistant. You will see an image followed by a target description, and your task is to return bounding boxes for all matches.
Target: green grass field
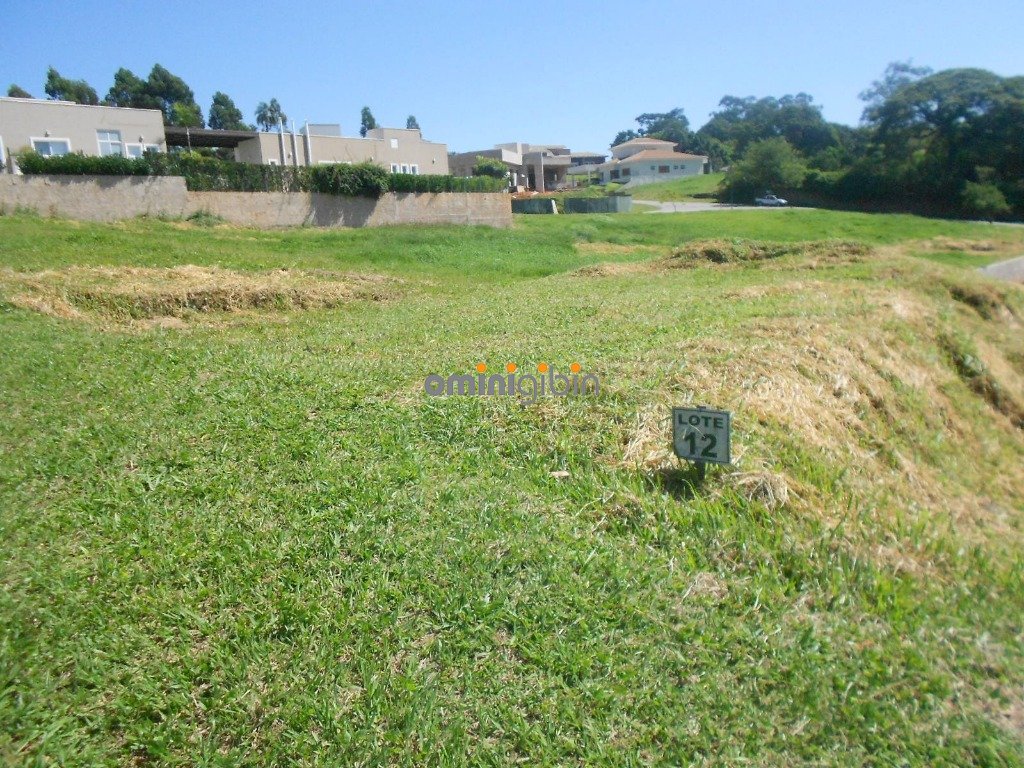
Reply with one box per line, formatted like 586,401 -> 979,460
2,209 -> 1023,766
626,172 -> 726,202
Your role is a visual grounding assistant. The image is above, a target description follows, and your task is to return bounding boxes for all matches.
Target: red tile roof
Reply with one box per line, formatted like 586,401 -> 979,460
614,137 -> 676,146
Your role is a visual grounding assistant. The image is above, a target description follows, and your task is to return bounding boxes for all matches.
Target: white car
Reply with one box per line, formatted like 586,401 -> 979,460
755,193 -> 788,206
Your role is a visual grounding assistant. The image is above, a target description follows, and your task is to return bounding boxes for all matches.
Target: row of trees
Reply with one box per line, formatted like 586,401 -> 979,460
610,62 -> 1024,218
8,68 -> 423,136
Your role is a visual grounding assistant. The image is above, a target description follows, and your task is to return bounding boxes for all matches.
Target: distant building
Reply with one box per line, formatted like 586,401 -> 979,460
595,137 -> 708,185
0,98 -> 449,176
449,143 -> 607,192
233,125 -> 449,174
0,97 -> 165,170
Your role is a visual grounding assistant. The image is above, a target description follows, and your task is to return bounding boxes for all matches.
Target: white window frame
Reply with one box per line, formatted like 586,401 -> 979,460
400,164 -> 409,174
390,163 -> 399,173
390,138 -> 398,149
96,129 -> 124,157
268,158 -> 279,166
125,143 -> 161,158
30,137 -> 72,157
410,164 -> 419,175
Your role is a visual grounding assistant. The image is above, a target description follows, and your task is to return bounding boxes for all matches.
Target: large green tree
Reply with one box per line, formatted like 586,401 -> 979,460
103,65 -> 203,126
44,67 -> 99,105
611,108 -> 691,148
866,67 -> 1024,208
360,106 -> 377,137
145,65 -> 203,126
208,92 -> 251,131
721,137 -> 807,201
698,93 -> 838,158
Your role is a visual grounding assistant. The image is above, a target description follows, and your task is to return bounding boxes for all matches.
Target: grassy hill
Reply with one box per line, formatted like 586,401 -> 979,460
1,209 -> 1023,765
626,172 -> 725,201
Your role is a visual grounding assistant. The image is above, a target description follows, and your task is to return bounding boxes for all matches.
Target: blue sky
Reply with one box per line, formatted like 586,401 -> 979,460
2,0 -> 1023,154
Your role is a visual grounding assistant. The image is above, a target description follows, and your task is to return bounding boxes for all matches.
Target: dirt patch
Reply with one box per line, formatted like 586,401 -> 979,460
575,242 -> 663,256
570,262 -> 649,278
0,265 -> 398,325
662,239 -> 872,268
946,280 -> 1020,322
923,237 -> 999,253
941,333 -> 1024,428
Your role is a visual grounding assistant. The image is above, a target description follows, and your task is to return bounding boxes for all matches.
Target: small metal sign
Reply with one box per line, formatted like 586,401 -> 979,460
673,406 -> 731,465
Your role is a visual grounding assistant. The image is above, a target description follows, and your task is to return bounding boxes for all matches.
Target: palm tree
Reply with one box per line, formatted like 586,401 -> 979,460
255,98 -> 287,132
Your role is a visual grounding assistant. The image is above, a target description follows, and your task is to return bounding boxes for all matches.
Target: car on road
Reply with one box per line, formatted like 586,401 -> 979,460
755,193 -> 788,206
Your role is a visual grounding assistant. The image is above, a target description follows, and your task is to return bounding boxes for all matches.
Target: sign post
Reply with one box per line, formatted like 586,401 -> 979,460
672,406 -> 731,481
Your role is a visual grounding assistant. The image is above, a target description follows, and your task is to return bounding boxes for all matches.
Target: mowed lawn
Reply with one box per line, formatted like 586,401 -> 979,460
625,172 -> 726,202
1,209 -> 1023,766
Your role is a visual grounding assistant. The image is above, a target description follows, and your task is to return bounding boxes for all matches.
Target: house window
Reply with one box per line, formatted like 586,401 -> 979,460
390,138 -> 398,149
125,143 -> 160,158
401,164 -> 409,174
610,170 -> 620,180
97,130 -> 123,157
650,165 -> 656,170
390,163 -> 400,173
268,158 -> 279,166
658,165 -> 670,174
410,164 -> 419,175
31,138 -> 71,157
621,167 -> 630,176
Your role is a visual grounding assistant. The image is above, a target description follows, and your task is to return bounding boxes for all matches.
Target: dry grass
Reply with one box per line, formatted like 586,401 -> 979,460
0,265 -> 398,326
663,239 -> 872,268
611,277 -> 1024,541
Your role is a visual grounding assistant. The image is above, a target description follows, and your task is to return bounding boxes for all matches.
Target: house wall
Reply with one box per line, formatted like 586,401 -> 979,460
234,128 -> 449,174
0,98 -> 166,165
621,157 -> 705,184
0,175 -> 511,228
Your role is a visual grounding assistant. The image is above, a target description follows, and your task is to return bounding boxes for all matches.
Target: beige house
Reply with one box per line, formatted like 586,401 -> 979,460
0,97 -> 166,170
596,137 -> 708,185
449,143 -> 607,192
234,125 -> 449,175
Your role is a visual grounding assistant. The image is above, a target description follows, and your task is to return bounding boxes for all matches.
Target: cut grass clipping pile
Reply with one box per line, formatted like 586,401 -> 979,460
1,210 -> 1023,765
0,265 -> 396,326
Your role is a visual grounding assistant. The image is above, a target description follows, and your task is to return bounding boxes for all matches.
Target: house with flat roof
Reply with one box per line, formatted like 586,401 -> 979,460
449,143 -> 607,192
233,125 -> 449,175
595,137 -> 708,185
0,97 -> 166,170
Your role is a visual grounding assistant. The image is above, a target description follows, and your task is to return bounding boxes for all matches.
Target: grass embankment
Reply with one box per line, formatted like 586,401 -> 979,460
626,172 -> 725,201
1,209 -> 1023,765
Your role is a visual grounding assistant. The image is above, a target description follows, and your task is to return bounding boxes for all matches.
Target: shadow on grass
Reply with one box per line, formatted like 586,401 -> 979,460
645,462 -> 707,501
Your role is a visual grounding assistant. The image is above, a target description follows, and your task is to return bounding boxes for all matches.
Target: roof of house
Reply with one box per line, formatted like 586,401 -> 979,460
601,149 -> 708,166
612,137 -> 676,147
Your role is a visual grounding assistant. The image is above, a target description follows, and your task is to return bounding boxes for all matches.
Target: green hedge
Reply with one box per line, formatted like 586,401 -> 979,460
14,151 -> 506,197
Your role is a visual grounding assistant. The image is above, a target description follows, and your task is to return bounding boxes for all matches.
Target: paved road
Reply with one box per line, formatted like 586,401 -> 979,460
979,255 -> 1024,283
633,200 -> 789,213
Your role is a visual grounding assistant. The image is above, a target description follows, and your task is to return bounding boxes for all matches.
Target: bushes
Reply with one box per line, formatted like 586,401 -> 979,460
14,150 -> 506,197
308,163 -> 390,198
15,151 -> 151,177
388,173 -> 506,193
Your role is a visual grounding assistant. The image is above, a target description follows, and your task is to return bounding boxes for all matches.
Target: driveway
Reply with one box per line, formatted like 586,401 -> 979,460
979,255 -> 1024,283
633,200 -> 785,213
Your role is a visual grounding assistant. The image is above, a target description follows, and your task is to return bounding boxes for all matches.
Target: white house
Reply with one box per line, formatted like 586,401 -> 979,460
595,137 -> 707,186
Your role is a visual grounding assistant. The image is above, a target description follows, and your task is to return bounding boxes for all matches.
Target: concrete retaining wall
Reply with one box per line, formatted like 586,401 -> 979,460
512,198 -> 558,214
0,175 -> 512,228
0,175 -> 188,221
563,196 -> 633,214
